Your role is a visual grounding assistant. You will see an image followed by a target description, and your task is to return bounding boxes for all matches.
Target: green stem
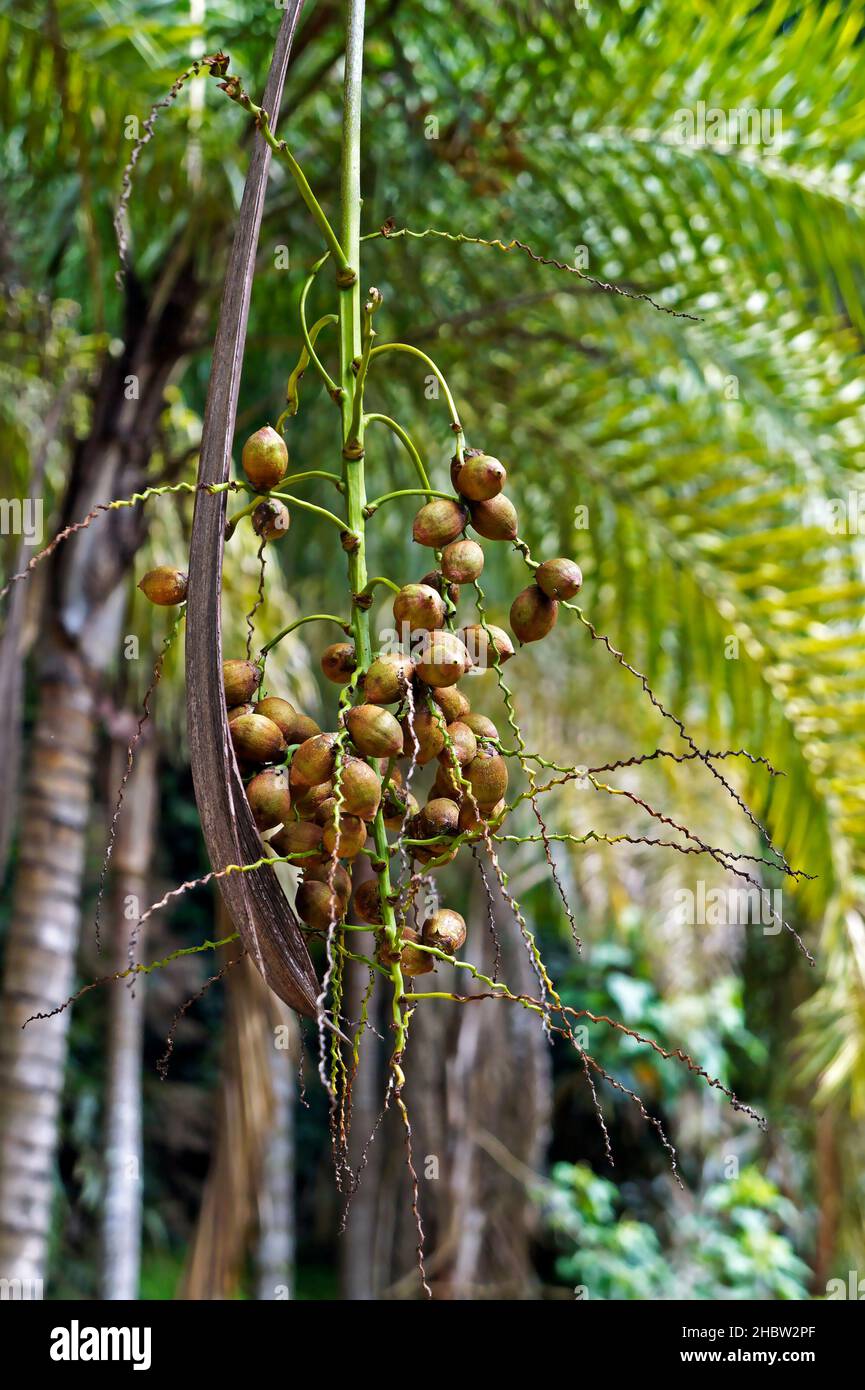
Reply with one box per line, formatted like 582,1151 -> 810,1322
267,492 -> 347,530
364,486 -> 453,515
281,312 -> 340,420
260,613 -> 350,656
337,0 -> 406,1056
299,262 -> 343,399
364,413 -> 432,495
369,342 -> 466,464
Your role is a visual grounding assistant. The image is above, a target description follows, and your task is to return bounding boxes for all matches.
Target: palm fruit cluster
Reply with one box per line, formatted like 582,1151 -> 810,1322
140,425 -> 582,982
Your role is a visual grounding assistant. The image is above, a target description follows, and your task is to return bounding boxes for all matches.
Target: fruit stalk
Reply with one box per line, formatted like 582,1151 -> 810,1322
337,0 -> 408,1053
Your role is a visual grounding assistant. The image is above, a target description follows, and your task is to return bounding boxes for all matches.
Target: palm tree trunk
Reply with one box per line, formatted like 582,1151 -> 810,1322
0,252 -> 200,1287
0,676 -> 97,1286
100,736 -> 157,1300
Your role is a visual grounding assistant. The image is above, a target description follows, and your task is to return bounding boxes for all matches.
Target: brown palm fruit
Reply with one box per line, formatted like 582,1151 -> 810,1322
303,860 -> 352,906
458,797 -> 506,836
422,909 -> 467,953
420,570 -> 460,606
255,697 -> 298,740
363,652 -> 414,704
401,705 -> 446,764
320,812 -> 368,860
469,494 -> 518,541
138,566 -> 188,606
353,878 -> 384,925
414,631 -> 472,687
252,498 -> 290,541
339,757 -> 382,820
440,720 -> 478,767
412,498 -> 468,548
321,642 -> 356,686
230,713 -> 285,765
414,841 -> 458,867
281,710 -> 321,745
440,538 -> 484,584
450,447 -> 483,489
241,424 -> 288,491
223,659 -> 261,706
536,557 -> 582,601
455,453 -> 506,502
420,797 -> 460,838
346,704 -> 404,759
289,733 -> 338,789
467,746 -> 508,810
295,879 -> 344,931
294,780 -> 334,820
431,762 -> 464,801
458,622 -> 515,670
378,926 -> 433,977
432,685 -> 470,723
463,712 -> 499,741
227,703 -> 255,722
246,766 -> 292,832
393,583 -> 446,633
271,819 -> 325,867
510,584 -> 559,643
383,786 -> 418,831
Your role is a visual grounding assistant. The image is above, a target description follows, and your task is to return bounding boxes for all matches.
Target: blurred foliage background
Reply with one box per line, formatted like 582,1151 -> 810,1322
1,0 -> 864,1299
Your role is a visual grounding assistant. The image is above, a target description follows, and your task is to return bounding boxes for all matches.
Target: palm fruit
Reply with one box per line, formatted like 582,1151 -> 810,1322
412,498 -> 468,548
383,786 -> 419,831
535,557 -> 582,600
458,623 -> 514,670
138,566 -> 188,606
346,704 -> 404,759
420,570 -> 461,606
246,766 -> 292,832
353,878 -> 384,925
469,494 -> 518,541
454,452 -> 506,502
294,780 -> 334,820
377,926 -> 433,976
289,733 -> 338,789
414,631 -> 472,687
363,652 -> 415,704
241,424 -> 288,491
320,812 -> 367,859
280,710 -> 321,745
252,498 -> 290,540
463,712 -> 499,741
510,584 -> 559,643
223,659 -> 261,706
230,713 -> 285,765
431,762 -> 464,801
422,909 -> 467,953
393,583 -> 446,633
420,798 -> 460,838
303,860 -> 352,906
321,642 -> 356,686
440,538 -> 484,584
227,703 -> 255,723
458,797 -> 506,836
440,720 -> 478,767
270,819 -> 325,867
339,757 -> 382,820
413,841 -> 458,867
295,879 -> 344,930
450,447 -> 482,489
432,685 -> 471,723
467,746 -> 508,810
255,697 -> 298,740
401,705 -> 446,764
